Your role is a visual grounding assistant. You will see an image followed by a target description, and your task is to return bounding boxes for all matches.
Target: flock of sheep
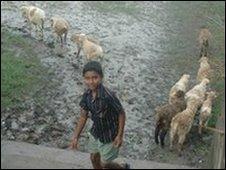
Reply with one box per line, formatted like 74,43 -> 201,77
19,4 -> 217,157
154,28 -> 217,156
20,5 -> 103,60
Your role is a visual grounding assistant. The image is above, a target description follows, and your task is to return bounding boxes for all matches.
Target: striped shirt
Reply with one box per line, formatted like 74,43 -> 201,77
79,83 -> 124,144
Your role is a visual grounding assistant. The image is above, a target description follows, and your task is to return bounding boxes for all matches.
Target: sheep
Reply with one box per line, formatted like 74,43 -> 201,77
154,90 -> 186,147
20,5 -> 45,40
169,74 -> 190,104
185,78 -> 210,109
198,91 -> 217,134
169,99 -> 200,155
50,16 -> 69,47
70,33 -> 103,60
198,28 -> 211,57
196,56 -> 211,83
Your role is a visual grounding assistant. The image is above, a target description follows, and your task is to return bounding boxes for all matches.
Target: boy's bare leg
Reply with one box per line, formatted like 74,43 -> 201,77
90,153 -> 102,169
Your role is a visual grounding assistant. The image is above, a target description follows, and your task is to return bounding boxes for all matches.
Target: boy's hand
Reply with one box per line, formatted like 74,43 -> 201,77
113,135 -> 123,148
69,138 -> 79,150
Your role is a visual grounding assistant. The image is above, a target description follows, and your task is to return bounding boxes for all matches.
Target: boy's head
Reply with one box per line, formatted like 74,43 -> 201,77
83,61 -> 103,90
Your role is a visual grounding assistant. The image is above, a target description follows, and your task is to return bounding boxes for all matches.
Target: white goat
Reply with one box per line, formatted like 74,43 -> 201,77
50,16 -> 69,47
20,5 -> 45,39
197,56 -> 211,83
199,91 -> 217,134
169,74 -> 190,104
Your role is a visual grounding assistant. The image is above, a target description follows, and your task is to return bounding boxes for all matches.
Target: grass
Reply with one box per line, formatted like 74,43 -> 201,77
1,29 -> 47,108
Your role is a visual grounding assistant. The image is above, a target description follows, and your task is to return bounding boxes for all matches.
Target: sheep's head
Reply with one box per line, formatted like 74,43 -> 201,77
20,5 -> 29,18
199,56 -> 208,63
206,91 -> 217,99
50,17 -> 56,27
182,74 -> 190,80
175,90 -> 185,99
79,33 -> 87,42
70,34 -> 79,42
202,78 -> 210,85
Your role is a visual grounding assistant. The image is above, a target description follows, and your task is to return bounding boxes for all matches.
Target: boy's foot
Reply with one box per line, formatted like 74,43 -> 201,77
124,163 -> 131,169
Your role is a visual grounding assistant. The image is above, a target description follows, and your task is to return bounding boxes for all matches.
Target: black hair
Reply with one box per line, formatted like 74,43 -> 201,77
83,61 -> 103,77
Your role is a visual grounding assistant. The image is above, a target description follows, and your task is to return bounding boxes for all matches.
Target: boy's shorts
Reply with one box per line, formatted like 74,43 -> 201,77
87,132 -> 119,163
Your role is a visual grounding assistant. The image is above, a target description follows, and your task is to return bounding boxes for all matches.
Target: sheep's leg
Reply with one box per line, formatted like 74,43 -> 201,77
160,129 -> 168,148
178,134 -> 186,156
76,47 -> 81,58
204,40 -> 209,57
198,120 -> 203,134
169,128 -> 176,151
64,32 -> 67,45
28,23 -> 32,36
60,35 -> 63,48
200,45 -> 204,58
35,25 -> 39,38
41,19 -> 44,40
38,25 -> 44,40
154,123 -> 160,145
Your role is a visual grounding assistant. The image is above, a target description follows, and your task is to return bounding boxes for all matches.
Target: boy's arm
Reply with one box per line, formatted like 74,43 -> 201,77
117,110 -> 126,138
70,108 -> 88,149
114,110 -> 126,148
72,108 -> 88,140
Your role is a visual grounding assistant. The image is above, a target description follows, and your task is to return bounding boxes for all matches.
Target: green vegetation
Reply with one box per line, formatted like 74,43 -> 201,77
1,29 -> 47,108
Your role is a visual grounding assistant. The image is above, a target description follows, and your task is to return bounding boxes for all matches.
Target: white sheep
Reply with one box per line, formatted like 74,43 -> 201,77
154,90 -> 186,147
197,56 -> 211,83
50,16 -> 69,47
185,78 -> 210,108
198,91 -> 217,134
169,74 -> 190,104
20,5 -> 45,39
169,99 -> 200,155
70,33 -> 103,60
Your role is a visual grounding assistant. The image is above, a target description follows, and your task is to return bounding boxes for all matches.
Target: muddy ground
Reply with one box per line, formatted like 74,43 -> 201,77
1,1 -> 224,168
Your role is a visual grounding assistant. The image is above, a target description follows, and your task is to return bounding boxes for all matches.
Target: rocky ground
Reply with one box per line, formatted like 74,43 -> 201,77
1,1 -> 223,168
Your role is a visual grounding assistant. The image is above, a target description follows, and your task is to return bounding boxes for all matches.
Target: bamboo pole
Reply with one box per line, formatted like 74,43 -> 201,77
195,124 -> 224,134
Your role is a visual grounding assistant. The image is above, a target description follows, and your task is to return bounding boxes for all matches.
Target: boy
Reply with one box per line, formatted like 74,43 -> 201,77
69,61 -> 129,169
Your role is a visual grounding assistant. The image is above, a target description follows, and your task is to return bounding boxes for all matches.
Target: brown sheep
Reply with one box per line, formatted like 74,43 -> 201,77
50,16 -> 69,47
196,56 -> 211,83
198,28 -> 211,57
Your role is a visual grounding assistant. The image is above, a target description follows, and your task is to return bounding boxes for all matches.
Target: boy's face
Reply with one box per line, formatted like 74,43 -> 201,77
83,71 -> 102,91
